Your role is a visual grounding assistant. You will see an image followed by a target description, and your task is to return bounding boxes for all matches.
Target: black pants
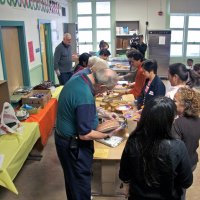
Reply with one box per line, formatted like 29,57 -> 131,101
58,72 -> 73,85
54,133 -> 93,200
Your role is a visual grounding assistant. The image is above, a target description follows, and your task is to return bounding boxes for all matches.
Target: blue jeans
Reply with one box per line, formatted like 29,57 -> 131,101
58,72 -> 73,85
54,132 -> 93,200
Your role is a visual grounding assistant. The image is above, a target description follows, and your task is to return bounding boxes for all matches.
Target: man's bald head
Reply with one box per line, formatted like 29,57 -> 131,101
63,33 -> 72,46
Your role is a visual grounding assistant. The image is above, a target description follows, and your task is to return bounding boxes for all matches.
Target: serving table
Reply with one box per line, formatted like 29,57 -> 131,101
92,119 -> 137,196
25,98 -> 57,146
0,122 -> 40,194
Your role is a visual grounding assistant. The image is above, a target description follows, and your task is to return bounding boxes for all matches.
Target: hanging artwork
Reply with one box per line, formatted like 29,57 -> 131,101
28,41 -> 35,62
0,0 -> 60,15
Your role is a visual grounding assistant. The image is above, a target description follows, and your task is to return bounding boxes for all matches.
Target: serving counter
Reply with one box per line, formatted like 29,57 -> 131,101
25,98 -> 57,146
0,122 -> 40,194
51,86 -> 63,100
93,120 -> 137,196
0,89 -> 59,194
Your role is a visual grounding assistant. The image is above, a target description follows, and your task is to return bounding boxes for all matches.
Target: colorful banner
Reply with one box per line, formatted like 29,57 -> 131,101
0,0 -> 60,15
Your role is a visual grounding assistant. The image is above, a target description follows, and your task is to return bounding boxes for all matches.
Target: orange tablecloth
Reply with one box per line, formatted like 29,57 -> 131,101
25,98 -> 57,145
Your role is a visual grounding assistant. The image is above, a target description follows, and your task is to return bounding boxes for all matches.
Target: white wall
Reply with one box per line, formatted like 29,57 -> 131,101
170,0 -> 200,13
0,1 -> 69,77
115,0 -> 168,38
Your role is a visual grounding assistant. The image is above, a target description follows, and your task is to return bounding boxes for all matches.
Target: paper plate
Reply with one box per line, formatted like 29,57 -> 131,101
115,105 -> 132,111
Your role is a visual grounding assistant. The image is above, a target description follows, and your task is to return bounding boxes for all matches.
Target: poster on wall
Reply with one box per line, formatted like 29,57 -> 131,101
28,41 -> 35,62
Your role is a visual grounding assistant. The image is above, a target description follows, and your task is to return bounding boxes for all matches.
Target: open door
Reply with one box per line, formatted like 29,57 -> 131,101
1,27 -> 23,95
38,20 -> 54,83
39,24 -> 49,81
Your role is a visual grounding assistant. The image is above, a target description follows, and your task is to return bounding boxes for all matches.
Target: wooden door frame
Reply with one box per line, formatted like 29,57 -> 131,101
0,20 -> 30,86
38,19 -> 54,83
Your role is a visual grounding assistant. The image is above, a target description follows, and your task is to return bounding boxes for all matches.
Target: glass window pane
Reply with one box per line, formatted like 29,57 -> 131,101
170,16 -> 184,28
79,45 -> 93,54
186,45 -> 200,57
97,30 -> 111,43
77,2 -> 91,14
187,31 -> 200,42
96,16 -> 110,28
78,17 -> 92,29
188,16 -> 200,28
171,30 -> 183,42
170,44 -> 183,56
96,2 -> 110,14
79,31 -> 92,43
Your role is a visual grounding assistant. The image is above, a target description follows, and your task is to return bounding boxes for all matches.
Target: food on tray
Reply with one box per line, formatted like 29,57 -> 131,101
96,120 -> 120,133
115,63 -> 122,68
122,94 -> 135,102
109,102 -> 118,111
96,97 -> 104,101
114,85 -> 127,89
100,102 -> 109,110
123,110 -> 141,121
108,92 -> 119,98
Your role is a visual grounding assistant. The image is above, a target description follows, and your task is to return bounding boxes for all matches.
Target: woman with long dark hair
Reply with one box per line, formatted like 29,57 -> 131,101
119,96 -> 193,200
166,63 -> 200,99
73,52 -> 91,74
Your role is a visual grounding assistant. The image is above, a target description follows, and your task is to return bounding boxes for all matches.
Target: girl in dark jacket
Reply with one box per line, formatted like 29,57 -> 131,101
119,96 -> 193,200
137,59 -> 166,109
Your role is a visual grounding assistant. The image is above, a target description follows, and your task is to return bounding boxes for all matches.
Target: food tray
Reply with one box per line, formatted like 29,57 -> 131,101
96,120 -> 120,133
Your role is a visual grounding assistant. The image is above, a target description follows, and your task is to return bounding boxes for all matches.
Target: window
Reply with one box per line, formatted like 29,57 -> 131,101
75,1 -> 113,54
77,2 -> 92,14
170,15 -> 200,57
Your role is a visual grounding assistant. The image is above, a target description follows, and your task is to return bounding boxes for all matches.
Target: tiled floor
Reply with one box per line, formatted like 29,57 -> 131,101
0,130 -> 199,200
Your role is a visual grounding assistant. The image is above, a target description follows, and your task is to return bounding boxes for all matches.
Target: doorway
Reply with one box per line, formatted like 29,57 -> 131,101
0,21 -> 30,94
1,27 -> 23,94
38,20 -> 54,83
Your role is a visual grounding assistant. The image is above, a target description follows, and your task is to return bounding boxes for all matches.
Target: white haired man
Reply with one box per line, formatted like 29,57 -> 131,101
54,33 -> 78,85
55,68 -> 120,200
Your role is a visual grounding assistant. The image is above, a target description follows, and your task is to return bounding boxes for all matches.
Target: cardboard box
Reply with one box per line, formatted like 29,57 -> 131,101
22,90 -> 51,108
0,80 -> 10,112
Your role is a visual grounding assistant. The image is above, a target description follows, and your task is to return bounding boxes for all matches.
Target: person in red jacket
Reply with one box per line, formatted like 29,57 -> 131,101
126,50 -> 146,99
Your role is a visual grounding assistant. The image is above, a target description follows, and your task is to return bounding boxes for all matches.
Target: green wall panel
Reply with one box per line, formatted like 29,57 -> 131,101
29,64 -> 43,86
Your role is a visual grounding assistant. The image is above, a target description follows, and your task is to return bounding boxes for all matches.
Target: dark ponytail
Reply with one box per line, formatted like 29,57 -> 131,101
168,63 -> 188,81
186,69 -> 200,88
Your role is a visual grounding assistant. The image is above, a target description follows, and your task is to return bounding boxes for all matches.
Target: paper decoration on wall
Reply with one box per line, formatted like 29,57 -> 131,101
0,0 -> 60,15
28,41 -> 35,62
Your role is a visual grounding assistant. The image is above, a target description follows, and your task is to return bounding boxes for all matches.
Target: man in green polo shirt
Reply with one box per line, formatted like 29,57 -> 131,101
55,68 -> 119,200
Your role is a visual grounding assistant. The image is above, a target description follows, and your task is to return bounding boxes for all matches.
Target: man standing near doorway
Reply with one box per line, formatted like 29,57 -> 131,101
54,33 -> 77,85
